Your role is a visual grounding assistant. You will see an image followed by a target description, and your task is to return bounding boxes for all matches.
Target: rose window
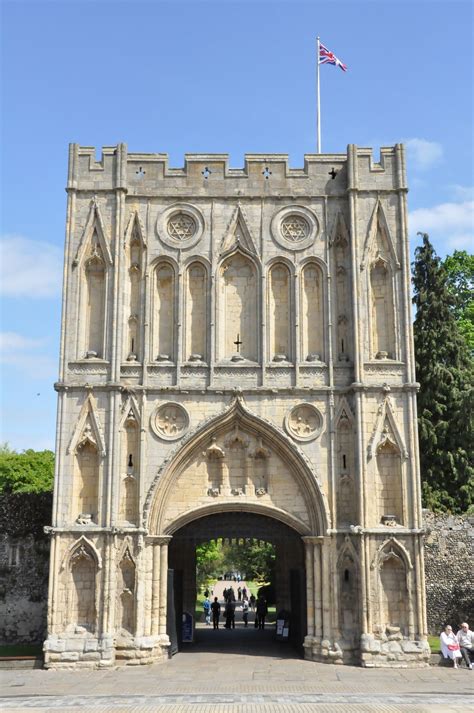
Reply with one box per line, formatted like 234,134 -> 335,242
167,213 -> 196,240
281,215 -> 310,241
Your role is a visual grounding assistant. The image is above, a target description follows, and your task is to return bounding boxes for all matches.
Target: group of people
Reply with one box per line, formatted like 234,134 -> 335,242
440,623 -> 474,669
202,585 -> 268,630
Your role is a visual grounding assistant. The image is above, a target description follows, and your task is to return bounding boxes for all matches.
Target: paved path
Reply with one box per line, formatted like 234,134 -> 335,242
1,581 -> 473,711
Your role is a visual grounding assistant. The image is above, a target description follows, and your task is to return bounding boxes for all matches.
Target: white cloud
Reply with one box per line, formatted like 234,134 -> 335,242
0,331 -> 57,380
448,185 -> 474,201
364,137 -> 443,172
0,332 -> 44,351
0,235 -> 62,298
409,200 -> 474,252
404,138 -> 443,171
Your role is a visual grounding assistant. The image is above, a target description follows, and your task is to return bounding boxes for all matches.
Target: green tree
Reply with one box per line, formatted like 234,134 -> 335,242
0,447 -> 55,494
443,250 -> 474,354
195,540 -> 224,589
412,234 -> 474,513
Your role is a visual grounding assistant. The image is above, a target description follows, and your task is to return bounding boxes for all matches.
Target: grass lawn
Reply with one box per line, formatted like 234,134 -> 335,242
428,635 -> 440,653
0,644 -> 43,658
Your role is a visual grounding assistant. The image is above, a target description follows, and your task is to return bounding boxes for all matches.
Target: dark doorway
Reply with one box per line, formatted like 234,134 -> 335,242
168,511 -> 306,658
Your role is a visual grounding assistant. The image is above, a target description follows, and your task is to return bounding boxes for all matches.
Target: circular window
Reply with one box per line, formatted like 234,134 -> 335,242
271,205 -> 319,250
156,203 -> 204,249
281,215 -> 310,242
167,213 -> 196,240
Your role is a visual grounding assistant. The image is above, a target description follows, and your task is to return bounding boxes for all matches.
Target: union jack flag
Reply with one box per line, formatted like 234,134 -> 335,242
319,42 -> 347,72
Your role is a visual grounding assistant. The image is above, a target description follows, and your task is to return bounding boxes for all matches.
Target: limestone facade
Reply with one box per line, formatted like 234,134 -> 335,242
44,143 -> 430,668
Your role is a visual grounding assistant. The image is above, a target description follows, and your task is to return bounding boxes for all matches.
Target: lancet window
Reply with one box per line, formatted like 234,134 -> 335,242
301,262 -> 324,362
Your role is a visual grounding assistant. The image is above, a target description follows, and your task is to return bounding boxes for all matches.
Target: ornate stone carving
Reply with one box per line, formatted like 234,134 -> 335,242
204,437 -> 225,460
167,212 -> 196,240
271,205 -> 319,250
156,203 -> 204,248
281,214 -> 309,241
285,403 -> 323,442
150,402 -> 189,441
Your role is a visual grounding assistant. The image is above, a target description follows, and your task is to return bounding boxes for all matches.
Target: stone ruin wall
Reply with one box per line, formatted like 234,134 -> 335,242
1,498 -> 472,645
0,493 -> 52,645
423,510 -> 474,634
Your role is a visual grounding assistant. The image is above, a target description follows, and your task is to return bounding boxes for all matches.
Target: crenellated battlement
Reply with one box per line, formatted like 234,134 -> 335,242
68,144 -> 406,195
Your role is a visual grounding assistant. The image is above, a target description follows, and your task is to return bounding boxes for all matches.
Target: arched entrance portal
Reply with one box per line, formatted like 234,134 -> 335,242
167,511 -> 306,654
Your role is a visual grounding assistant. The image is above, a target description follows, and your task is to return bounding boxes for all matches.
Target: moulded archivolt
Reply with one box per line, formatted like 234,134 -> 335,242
156,203 -> 205,249
150,402 -> 190,441
270,205 -> 319,251
284,403 -> 323,442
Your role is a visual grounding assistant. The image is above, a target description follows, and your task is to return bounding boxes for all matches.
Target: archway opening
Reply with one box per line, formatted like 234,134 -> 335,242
167,511 -> 306,658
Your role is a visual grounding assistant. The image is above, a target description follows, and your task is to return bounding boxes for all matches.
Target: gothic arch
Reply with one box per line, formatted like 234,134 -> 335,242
220,203 -> 259,257
144,395 -> 329,536
124,210 -> 147,249
361,199 -> 399,271
217,249 -> 260,361
370,537 -> 413,572
68,394 -> 106,457
368,395 -> 407,460
73,197 -> 113,268
299,258 -> 326,363
60,535 -> 103,572
151,258 -> 178,362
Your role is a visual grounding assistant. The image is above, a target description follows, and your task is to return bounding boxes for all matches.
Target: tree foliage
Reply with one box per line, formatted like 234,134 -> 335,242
412,234 -> 474,513
195,539 -> 275,588
0,447 -> 55,494
442,250 -> 474,354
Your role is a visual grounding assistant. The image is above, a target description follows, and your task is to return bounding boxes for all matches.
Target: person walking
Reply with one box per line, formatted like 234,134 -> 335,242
242,598 -> 249,627
249,593 -> 256,611
456,622 -> 474,669
238,586 -> 242,602
211,596 -> 221,630
255,595 -> 268,630
440,625 -> 462,668
224,599 -> 235,629
203,596 -> 211,626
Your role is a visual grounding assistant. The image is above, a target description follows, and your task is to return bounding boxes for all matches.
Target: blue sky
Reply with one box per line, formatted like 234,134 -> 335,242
1,0 -> 473,451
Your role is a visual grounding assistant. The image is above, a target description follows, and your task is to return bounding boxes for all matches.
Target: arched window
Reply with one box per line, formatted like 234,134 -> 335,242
185,262 -> 207,361
268,263 -> 291,361
153,262 -> 175,361
301,263 -> 324,362
376,440 -> 403,524
70,548 -> 96,632
380,552 -> 408,635
119,419 -> 139,525
125,231 -> 142,361
84,249 -> 105,358
370,258 -> 395,359
219,252 -> 258,361
73,440 -> 99,523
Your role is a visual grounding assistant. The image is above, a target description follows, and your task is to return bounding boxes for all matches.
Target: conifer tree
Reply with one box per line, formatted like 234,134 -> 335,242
412,234 -> 474,513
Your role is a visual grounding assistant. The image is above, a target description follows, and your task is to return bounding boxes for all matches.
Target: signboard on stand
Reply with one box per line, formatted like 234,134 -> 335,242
182,611 -> 193,642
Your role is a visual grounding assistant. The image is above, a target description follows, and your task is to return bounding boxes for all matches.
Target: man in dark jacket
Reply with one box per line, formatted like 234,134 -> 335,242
211,597 -> 221,629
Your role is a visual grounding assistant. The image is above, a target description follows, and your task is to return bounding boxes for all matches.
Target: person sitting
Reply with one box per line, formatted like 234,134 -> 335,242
456,622 -> 474,670
440,625 -> 462,668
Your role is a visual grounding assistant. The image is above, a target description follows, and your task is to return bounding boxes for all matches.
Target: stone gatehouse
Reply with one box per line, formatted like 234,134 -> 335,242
44,143 -> 430,668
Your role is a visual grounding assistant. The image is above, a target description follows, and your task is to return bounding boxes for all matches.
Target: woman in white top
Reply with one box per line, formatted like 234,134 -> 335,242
440,625 -> 462,668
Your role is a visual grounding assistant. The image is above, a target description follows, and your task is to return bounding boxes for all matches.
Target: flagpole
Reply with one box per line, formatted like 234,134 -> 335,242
316,36 -> 321,153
